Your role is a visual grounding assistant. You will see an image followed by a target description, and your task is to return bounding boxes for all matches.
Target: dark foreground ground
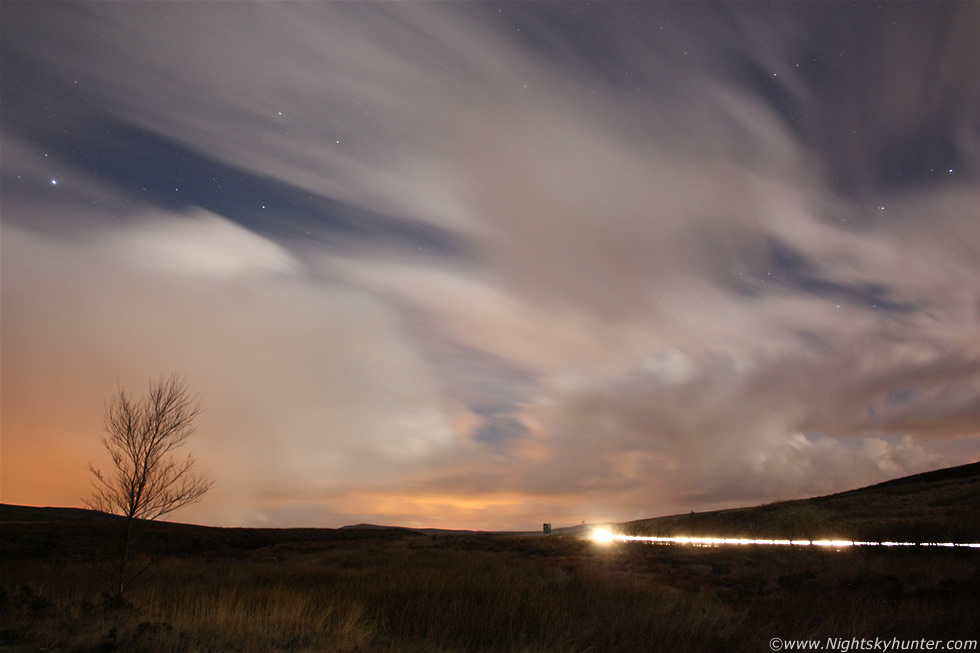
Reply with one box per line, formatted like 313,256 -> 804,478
2,513 -> 979,652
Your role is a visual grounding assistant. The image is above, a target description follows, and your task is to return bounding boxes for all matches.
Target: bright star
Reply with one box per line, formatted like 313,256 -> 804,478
50,179 -> 57,185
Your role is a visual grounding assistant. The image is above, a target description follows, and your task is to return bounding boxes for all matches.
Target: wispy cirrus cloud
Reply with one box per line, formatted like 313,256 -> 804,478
2,2 -> 979,529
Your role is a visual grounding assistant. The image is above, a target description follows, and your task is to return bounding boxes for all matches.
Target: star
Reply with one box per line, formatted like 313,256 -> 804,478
50,179 -> 57,185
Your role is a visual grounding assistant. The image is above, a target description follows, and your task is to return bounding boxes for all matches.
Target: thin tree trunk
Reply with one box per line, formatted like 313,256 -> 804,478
116,517 -> 134,601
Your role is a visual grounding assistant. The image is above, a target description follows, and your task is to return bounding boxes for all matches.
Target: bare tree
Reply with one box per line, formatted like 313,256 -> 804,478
85,373 -> 213,600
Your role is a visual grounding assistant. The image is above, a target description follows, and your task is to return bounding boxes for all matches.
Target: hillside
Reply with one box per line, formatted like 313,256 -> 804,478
619,461 -> 980,542
3,466 -> 980,652
0,504 -> 422,562
3,461 -> 979,546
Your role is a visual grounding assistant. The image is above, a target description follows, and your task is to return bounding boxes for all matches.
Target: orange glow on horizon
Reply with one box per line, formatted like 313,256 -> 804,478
1,434 -> 95,508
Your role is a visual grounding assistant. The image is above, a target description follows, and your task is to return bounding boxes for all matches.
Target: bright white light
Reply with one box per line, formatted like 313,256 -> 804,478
591,527 -> 615,544
583,534 -> 980,549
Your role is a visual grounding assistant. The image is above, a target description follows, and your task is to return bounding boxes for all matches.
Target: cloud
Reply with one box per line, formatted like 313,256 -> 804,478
110,213 -> 302,279
2,3 -> 507,230
3,3 -> 980,529
6,3 -> 978,321
492,342 -> 971,514
0,215 -> 462,525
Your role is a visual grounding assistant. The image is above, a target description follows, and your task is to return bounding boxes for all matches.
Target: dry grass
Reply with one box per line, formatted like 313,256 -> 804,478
3,527 -> 979,652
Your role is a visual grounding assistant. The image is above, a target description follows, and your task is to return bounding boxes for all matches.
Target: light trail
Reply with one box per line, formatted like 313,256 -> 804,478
591,527 -> 615,544
588,530 -> 980,549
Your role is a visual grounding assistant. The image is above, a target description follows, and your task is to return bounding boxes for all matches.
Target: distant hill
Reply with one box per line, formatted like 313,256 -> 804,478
340,523 -> 554,536
341,523 -> 485,535
4,461 -> 979,548
0,503 -> 121,522
0,505 -> 422,562
619,461 -> 980,542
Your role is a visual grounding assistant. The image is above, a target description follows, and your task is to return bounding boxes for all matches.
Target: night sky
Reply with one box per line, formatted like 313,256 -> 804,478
2,2 -> 979,530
